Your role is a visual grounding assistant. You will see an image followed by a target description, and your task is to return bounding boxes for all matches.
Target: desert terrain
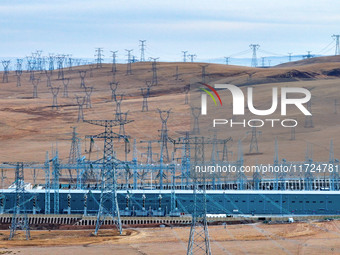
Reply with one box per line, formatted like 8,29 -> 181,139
1,56 -> 340,254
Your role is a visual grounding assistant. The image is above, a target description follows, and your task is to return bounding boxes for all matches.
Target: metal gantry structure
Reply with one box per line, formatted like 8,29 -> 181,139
8,162 -> 31,240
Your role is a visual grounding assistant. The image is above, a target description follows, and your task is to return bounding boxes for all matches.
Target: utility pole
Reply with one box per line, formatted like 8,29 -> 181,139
332,35 -> 340,55
249,44 -> 260,67
95,48 -> 104,68
125,49 -> 133,75
182,51 -> 188,62
139,40 -> 146,61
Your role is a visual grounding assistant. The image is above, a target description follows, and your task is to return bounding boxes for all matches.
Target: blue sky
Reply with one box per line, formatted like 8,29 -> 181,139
1,0 -> 340,62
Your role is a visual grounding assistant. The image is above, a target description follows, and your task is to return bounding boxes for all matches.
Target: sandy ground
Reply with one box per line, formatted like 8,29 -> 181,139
0,221 -> 340,254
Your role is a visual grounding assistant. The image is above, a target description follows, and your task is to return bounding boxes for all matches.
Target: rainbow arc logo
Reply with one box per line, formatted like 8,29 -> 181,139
199,83 -> 222,106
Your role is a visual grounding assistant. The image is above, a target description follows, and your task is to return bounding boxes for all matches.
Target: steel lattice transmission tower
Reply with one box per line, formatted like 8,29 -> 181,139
184,85 -> 190,105
191,107 -> 201,134
56,55 -> 65,79
125,49 -> 133,75
32,77 -> 40,98
332,35 -> 340,55
224,57 -> 230,65
50,86 -> 60,110
111,51 -> 118,73
158,109 -> 171,162
79,70 -> 87,88
114,94 -> 124,120
111,51 -> 118,82
45,70 -> 52,87
150,57 -> 159,85
15,59 -> 23,87
182,51 -> 188,62
9,162 -> 31,240
188,54 -> 196,62
109,82 -> 118,102
95,48 -> 104,68
62,78 -> 70,98
187,137 -> 211,255
200,65 -> 209,83
288,53 -> 293,62
250,44 -> 260,67
247,127 -> 262,153
84,86 -> 93,108
139,40 -> 146,61
84,118 -> 133,236
75,96 -> 86,122
141,85 -> 151,112
68,127 -> 82,181
2,60 -> 10,83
